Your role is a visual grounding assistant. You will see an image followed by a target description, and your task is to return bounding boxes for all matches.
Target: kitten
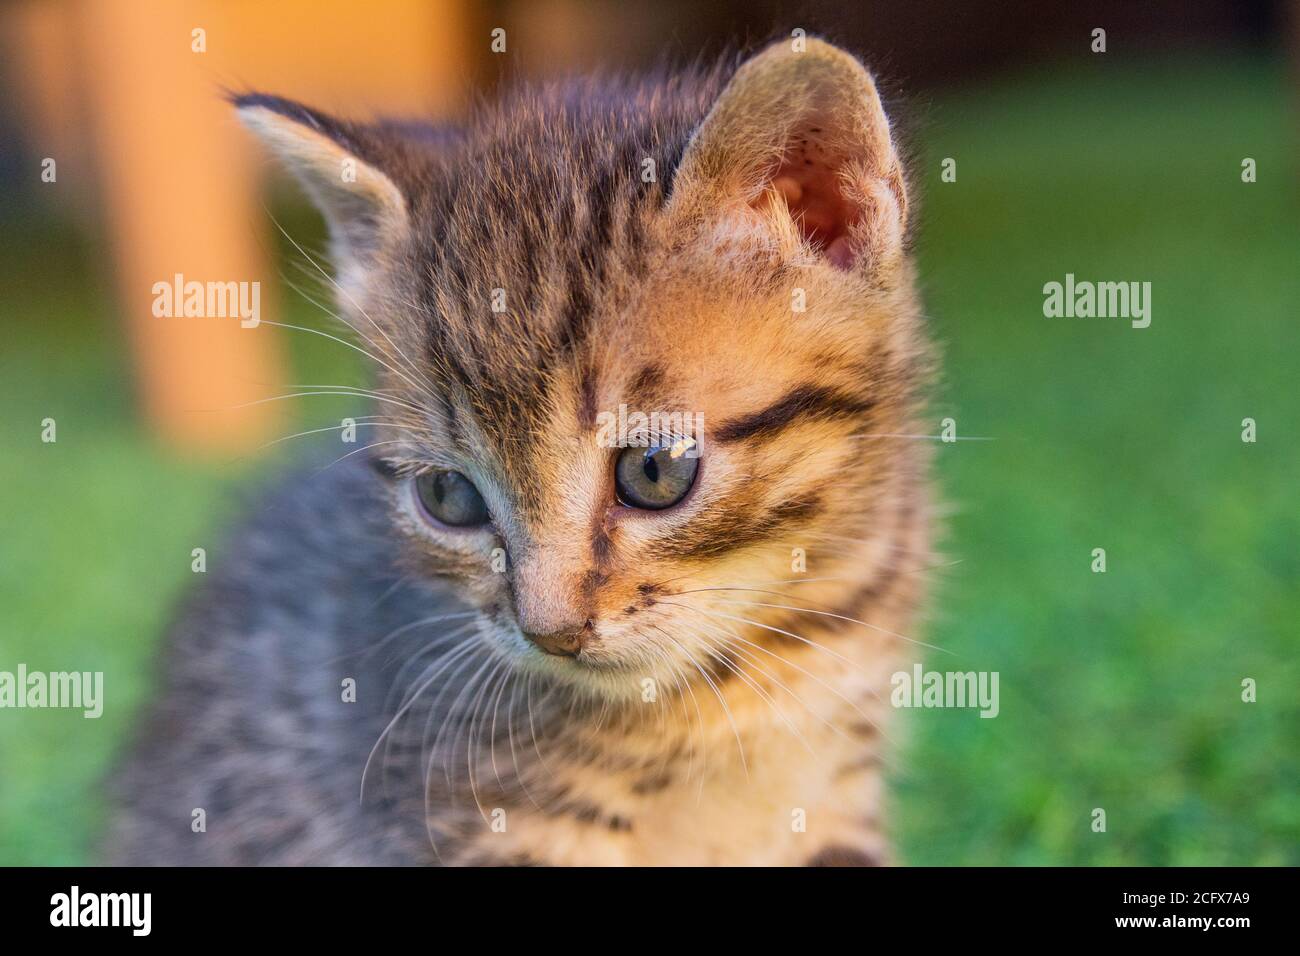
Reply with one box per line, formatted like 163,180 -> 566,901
107,38 -> 932,866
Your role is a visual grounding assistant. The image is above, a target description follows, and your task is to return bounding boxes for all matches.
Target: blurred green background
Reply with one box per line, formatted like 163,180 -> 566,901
1,2 -> 1297,865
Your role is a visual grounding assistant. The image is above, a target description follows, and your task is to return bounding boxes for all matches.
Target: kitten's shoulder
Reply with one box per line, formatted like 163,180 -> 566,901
103,455 -> 419,864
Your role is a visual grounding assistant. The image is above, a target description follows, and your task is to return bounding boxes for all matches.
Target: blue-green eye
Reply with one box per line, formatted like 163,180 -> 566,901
414,471 -> 489,527
615,442 -> 699,510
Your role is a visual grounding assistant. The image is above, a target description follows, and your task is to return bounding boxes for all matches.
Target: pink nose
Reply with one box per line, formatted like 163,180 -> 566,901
524,624 -> 589,657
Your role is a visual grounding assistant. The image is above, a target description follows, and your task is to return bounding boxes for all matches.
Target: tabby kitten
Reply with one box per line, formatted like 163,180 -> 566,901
108,38 -> 932,866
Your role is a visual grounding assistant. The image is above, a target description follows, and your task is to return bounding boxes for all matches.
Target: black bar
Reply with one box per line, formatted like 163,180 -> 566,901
0,866 -> 1281,940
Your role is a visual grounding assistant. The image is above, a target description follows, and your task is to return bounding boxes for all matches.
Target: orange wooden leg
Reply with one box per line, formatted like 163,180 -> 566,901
78,0 -> 285,453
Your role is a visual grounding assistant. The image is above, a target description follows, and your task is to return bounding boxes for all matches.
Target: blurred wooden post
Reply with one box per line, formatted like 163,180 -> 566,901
76,0 -> 283,452
11,0 -> 474,453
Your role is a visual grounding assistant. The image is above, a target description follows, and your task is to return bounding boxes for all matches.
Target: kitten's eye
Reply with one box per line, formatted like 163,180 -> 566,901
615,442 -> 699,510
414,471 -> 490,527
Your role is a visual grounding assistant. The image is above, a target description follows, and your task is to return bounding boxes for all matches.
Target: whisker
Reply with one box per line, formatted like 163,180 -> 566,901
680,594 -> 952,656
228,389 -> 424,414
686,611 -> 893,747
267,209 -> 441,399
845,432 -> 995,441
660,600 -> 881,696
415,640 -> 489,860
253,419 -> 421,455
360,632 -> 479,803
464,657 -> 510,824
437,650 -> 502,795
502,670 -> 542,810
381,626 -> 475,719
651,625 -> 747,780
311,438 -> 411,475
524,671 -> 551,776
699,635 -> 812,755
329,610 -> 476,666
642,610 -> 707,795
260,320 -> 436,405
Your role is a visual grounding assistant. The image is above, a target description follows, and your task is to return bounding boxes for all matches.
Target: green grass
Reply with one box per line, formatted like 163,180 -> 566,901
1,54 -> 1296,865
892,54 -> 1299,864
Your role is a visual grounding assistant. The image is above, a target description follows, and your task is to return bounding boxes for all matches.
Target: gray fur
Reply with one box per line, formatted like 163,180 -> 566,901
105,457 -> 460,864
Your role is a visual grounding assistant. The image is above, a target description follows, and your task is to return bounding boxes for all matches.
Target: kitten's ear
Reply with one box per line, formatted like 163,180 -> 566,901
671,39 -> 907,275
234,93 -> 410,288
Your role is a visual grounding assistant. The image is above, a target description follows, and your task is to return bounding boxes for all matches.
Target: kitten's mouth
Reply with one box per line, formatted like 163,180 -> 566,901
527,641 -> 623,672
483,617 -> 660,699
514,628 -> 644,681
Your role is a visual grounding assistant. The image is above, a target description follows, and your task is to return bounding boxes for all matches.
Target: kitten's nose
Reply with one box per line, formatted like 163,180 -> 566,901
523,623 -> 590,657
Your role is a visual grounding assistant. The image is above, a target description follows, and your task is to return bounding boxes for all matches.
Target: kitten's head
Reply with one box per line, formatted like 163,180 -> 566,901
238,39 -> 929,700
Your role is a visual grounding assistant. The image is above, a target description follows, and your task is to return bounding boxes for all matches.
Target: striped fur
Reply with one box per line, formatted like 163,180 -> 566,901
207,39 -> 933,865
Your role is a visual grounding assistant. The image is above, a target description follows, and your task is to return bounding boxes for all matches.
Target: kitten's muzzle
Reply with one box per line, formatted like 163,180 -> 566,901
524,622 -> 591,658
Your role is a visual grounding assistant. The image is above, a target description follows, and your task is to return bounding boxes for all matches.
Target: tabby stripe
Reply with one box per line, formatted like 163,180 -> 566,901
626,363 -> 666,405
714,384 -> 875,444
662,492 -> 824,560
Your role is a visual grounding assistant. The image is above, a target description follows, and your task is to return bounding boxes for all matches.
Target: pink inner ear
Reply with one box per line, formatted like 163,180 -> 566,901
759,126 -> 863,270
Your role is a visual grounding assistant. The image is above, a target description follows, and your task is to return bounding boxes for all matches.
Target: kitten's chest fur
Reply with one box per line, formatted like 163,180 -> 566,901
444,656 -> 901,866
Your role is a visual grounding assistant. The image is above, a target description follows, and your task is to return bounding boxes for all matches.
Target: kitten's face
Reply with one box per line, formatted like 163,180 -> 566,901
380,245 -> 918,700
240,39 -> 926,701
